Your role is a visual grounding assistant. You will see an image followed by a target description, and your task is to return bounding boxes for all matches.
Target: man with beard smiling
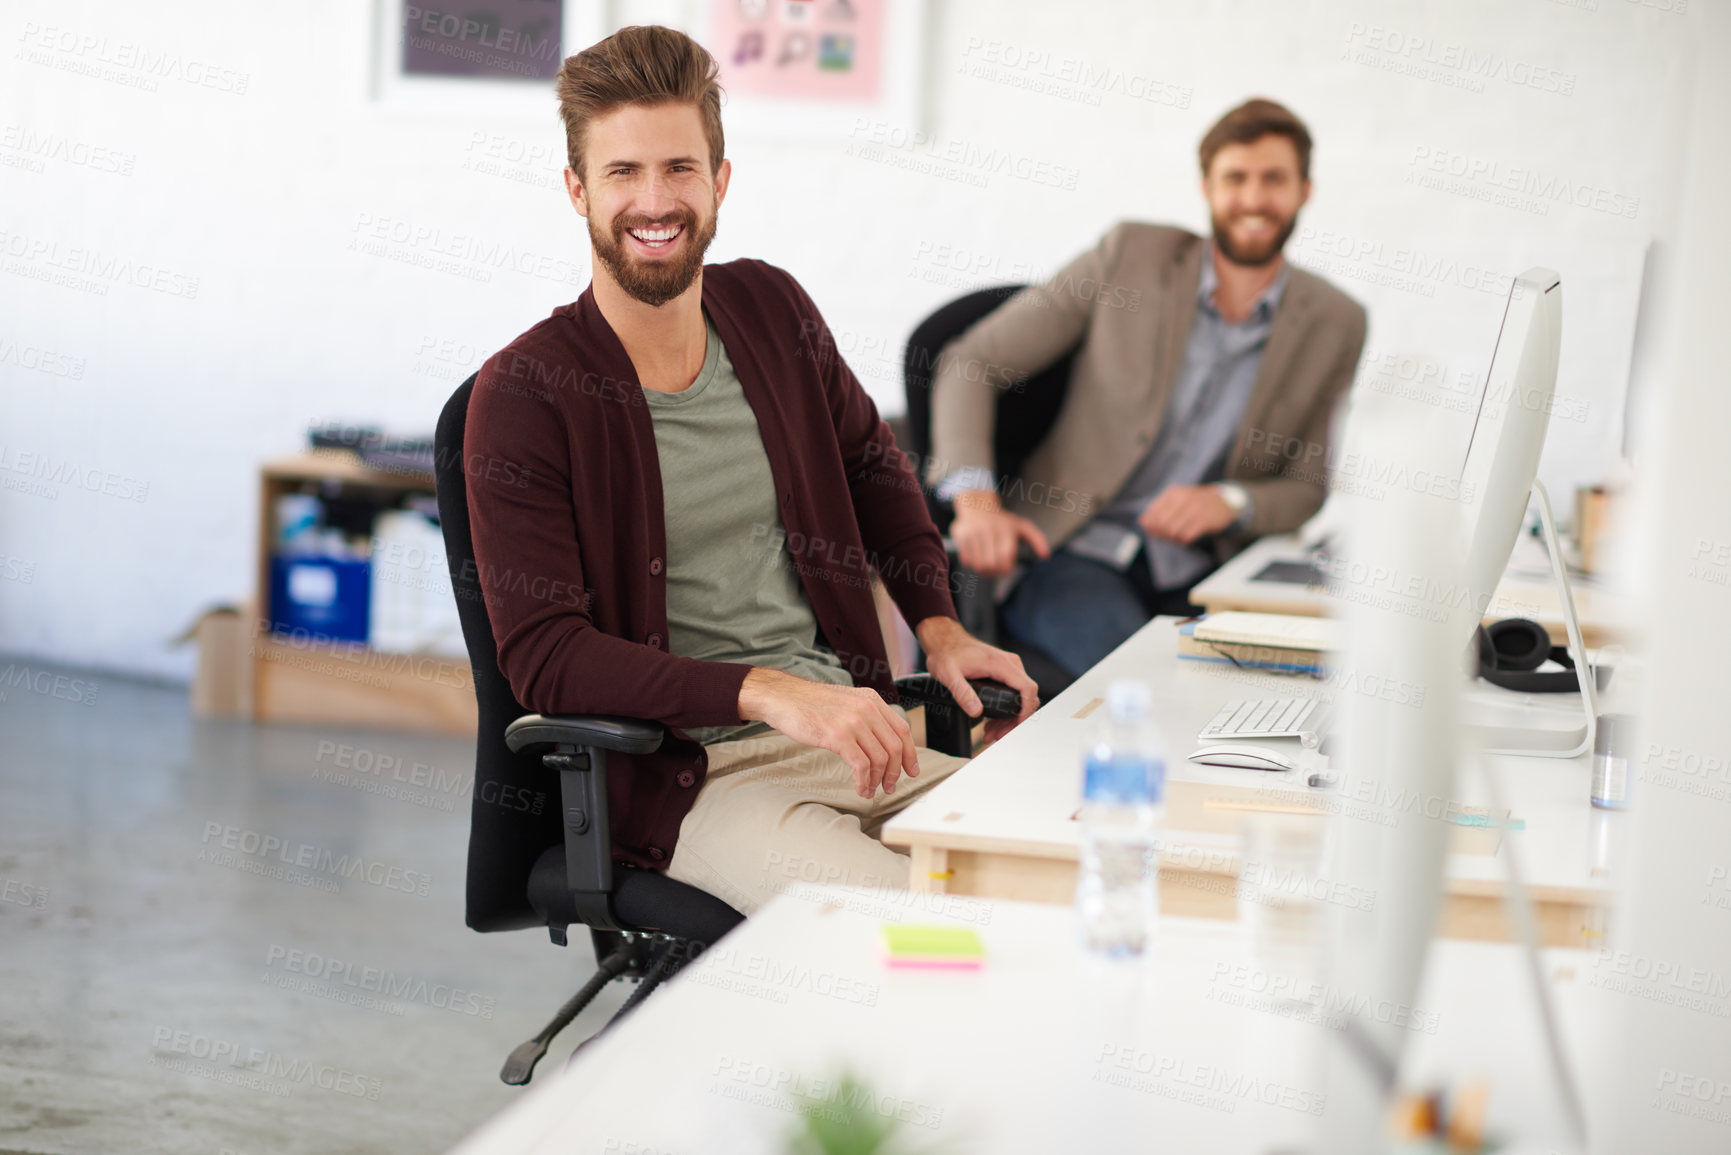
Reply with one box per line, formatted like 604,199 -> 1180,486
463,26 -> 1037,917
929,98 -> 1368,685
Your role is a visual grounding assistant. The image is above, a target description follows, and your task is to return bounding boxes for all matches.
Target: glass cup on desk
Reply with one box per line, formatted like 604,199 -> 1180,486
1236,811 -> 1330,989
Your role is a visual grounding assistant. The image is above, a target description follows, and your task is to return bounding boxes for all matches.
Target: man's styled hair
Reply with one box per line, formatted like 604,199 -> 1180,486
1198,98 -> 1313,181
554,25 -> 725,180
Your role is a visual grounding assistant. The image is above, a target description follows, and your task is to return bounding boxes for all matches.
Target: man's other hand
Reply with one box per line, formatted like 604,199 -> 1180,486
915,616 -> 1039,748
737,668 -> 920,799
1138,484 -> 1236,545
950,490 -> 1050,578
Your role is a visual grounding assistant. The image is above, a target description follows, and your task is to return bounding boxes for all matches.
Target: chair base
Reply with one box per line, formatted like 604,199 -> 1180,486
505,859 -> 745,1086
499,932 -> 695,1085
500,938 -> 644,1085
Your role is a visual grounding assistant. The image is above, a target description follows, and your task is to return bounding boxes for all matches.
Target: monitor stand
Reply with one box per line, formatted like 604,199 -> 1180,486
1466,479 -> 1600,759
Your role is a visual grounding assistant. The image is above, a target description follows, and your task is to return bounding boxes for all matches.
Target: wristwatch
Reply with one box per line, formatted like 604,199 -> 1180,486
1215,482 -> 1250,518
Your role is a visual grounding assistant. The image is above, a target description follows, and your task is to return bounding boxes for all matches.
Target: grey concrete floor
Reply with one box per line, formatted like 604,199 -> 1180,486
0,658 -> 633,1154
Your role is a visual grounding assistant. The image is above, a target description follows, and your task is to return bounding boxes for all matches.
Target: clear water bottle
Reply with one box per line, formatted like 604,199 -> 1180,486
1077,680 -> 1165,957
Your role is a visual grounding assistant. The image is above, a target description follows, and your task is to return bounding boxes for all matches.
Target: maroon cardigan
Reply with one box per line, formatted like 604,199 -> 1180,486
465,259 -> 958,870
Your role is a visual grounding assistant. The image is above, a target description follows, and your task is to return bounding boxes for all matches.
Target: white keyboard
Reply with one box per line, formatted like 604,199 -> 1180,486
1198,697 -> 1328,746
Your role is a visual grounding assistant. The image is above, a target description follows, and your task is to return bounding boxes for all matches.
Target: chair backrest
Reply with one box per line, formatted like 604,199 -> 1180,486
434,374 -> 564,932
901,285 -> 1079,528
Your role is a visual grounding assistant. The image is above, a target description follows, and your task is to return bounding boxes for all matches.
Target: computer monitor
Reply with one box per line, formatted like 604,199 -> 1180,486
1320,269 -> 1590,1150
1199,268 -> 1589,756
1621,240 -> 1661,459
1455,267 -> 1598,756
1459,268 -> 1562,622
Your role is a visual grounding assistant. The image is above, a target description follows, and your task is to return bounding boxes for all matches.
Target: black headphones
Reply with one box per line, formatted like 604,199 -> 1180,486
1475,618 -> 1581,693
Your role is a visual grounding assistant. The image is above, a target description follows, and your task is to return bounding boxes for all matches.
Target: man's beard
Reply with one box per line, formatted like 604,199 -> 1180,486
1210,209 -> 1298,268
589,203 -> 718,307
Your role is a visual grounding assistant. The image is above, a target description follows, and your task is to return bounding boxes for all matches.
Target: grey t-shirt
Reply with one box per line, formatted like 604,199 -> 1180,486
643,314 -> 851,743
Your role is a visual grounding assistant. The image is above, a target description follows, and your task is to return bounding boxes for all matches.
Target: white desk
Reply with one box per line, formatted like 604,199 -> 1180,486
449,887 -> 1597,1154
883,617 -> 1623,948
1191,533 -> 1631,648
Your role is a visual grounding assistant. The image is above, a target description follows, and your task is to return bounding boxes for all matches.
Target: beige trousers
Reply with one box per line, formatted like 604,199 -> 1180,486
664,726 -> 969,917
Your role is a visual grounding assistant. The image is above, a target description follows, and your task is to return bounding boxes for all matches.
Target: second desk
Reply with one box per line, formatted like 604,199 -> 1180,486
884,617 -> 1621,948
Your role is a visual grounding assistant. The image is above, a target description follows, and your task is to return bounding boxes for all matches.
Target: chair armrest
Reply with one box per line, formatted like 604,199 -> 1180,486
938,537 -> 1040,567
942,538 -> 1042,644
894,675 -> 1022,720
505,714 -> 665,756
896,675 -> 1023,758
942,539 -> 994,641
503,713 -> 663,937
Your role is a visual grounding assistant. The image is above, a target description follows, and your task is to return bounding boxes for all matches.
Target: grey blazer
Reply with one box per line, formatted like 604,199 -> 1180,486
926,222 -> 1368,562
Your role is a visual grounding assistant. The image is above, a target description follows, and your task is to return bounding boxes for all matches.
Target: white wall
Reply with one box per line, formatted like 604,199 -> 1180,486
0,0 -> 1696,681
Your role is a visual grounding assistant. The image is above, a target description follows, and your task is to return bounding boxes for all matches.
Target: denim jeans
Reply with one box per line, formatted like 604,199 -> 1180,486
1000,548 -> 1203,678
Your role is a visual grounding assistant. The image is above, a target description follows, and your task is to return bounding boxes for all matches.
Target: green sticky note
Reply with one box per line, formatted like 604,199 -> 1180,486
882,925 -> 984,959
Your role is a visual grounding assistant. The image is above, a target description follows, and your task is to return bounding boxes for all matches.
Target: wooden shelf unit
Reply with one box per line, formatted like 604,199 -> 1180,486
252,452 -> 476,736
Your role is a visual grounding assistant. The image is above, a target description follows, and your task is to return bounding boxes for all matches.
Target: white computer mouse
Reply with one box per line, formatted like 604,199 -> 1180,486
1187,744 -> 1297,772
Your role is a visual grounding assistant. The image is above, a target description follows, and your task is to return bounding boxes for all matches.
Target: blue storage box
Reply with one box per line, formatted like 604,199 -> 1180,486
269,555 -> 371,644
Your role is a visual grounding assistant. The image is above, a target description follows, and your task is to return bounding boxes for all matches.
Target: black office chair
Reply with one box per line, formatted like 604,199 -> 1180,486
435,372 -> 1020,1085
903,285 -> 1078,701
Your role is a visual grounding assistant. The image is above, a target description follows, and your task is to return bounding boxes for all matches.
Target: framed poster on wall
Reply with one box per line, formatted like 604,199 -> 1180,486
697,0 -> 925,136
370,0 -> 610,114
609,0 -> 926,137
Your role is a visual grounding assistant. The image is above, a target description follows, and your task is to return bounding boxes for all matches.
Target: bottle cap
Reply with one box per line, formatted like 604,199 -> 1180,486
1105,680 -> 1151,723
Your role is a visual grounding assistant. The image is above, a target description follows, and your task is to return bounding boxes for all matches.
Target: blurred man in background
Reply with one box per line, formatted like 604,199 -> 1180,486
928,98 -> 1367,682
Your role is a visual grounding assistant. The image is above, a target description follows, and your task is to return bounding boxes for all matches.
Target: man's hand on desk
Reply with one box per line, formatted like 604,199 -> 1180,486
915,615 -> 1039,748
1138,484 -> 1238,545
737,669 -> 921,800
950,489 -> 1050,578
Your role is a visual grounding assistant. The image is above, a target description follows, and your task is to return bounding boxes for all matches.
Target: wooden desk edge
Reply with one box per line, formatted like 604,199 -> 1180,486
897,839 -> 1609,904
897,845 -> 1609,949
